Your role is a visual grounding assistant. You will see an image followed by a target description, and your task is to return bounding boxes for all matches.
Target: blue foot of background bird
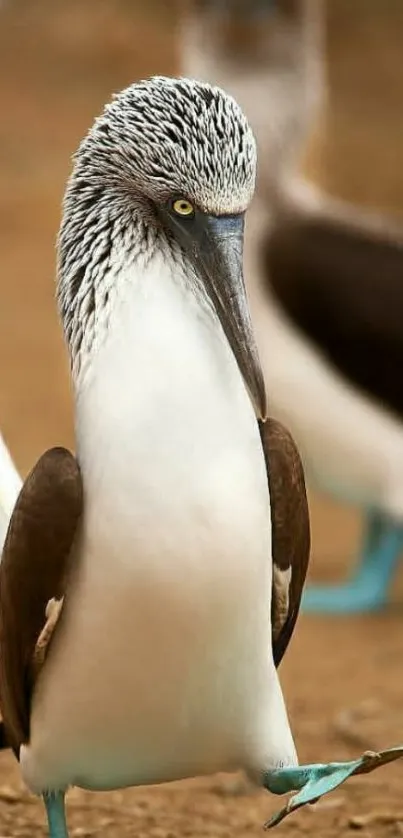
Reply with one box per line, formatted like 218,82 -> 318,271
44,792 -> 68,838
302,512 -> 403,615
263,746 -> 403,827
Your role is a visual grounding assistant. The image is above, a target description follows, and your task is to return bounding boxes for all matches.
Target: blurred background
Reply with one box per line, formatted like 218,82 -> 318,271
1,2 -> 403,837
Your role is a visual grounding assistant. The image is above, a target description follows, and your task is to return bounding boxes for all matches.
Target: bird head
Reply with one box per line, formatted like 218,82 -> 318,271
58,76 -> 267,420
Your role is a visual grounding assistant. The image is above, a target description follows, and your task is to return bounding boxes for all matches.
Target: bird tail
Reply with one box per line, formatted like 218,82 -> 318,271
0,431 -> 21,554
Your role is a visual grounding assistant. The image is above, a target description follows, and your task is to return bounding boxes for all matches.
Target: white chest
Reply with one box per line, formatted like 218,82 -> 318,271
77,260 -> 270,579
22,260 -> 296,794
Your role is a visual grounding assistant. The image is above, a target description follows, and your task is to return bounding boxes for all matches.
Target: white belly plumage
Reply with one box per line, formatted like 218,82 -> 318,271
21,261 -> 297,794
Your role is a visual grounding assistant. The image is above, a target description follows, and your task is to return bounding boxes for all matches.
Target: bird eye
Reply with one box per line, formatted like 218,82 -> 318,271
172,198 -> 195,218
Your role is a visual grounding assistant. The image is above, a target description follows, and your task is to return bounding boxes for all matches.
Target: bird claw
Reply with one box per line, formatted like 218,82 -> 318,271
263,746 -> 403,828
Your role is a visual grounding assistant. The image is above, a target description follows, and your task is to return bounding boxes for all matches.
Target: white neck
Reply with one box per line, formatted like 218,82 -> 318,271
73,251 -> 264,519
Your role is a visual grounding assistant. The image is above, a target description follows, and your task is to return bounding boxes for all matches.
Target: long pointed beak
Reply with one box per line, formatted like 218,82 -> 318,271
166,209 -> 267,420
194,214 -> 267,420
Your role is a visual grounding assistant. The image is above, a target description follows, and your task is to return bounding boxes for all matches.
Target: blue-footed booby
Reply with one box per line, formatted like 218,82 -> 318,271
0,76 -> 402,838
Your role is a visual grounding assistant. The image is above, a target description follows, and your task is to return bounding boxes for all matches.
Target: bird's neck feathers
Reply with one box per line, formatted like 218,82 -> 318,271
57,178 -> 176,388
71,244 -> 255,500
57,178 -> 225,414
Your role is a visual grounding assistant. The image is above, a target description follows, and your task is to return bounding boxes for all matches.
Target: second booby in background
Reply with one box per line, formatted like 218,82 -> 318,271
268,0 -> 403,612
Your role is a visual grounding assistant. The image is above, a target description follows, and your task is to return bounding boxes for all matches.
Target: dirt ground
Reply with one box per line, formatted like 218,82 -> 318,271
1,3 -> 403,838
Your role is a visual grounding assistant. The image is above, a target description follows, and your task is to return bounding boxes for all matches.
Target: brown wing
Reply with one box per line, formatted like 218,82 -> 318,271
0,447 -> 83,755
259,419 -> 310,667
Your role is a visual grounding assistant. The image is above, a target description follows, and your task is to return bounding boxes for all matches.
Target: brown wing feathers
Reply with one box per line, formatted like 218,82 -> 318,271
260,419 -> 310,667
0,447 -> 82,755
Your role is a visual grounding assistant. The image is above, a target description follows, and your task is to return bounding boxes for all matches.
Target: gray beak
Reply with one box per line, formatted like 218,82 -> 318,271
164,210 -> 267,421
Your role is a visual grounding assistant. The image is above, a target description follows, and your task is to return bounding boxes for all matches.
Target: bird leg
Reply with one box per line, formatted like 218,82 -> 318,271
43,791 -> 69,838
302,512 -> 403,614
263,746 -> 403,827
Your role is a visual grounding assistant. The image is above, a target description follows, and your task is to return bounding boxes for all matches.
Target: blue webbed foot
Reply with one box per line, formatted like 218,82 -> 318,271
302,581 -> 388,614
43,791 -> 68,838
302,513 -> 403,615
263,746 -> 403,827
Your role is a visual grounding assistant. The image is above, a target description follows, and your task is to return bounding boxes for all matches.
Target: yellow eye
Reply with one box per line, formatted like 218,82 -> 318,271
172,198 -> 194,217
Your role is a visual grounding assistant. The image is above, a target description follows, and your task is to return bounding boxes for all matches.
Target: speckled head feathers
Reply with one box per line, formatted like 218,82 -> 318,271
73,75 -> 256,215
58,76 -> 257,380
